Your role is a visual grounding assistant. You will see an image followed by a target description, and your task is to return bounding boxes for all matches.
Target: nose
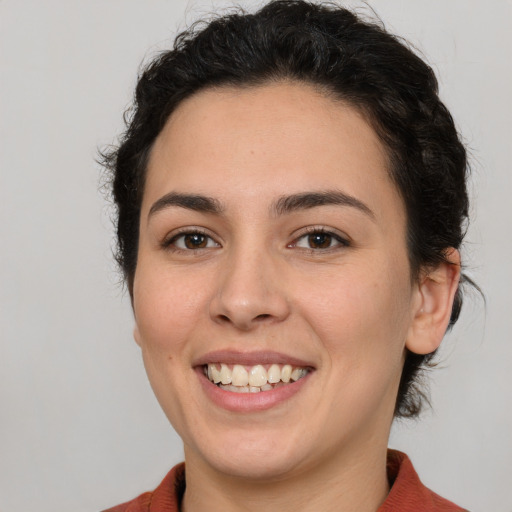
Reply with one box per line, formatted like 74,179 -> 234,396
209,245 -> 290,331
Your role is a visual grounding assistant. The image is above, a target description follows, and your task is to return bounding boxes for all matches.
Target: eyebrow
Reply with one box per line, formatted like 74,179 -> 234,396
148,192 -> 224,219
148,189 -> 374,221
272,190 -> 375,219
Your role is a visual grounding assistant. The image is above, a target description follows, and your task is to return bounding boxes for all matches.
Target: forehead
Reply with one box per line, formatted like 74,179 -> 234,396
144,81 -> 403,223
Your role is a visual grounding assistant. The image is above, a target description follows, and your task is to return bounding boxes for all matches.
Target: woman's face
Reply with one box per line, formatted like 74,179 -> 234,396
133,82 -> 421,479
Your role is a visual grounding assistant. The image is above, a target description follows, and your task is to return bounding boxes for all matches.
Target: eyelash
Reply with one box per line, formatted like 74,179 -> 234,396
161,227 -> 350,253
289,226 -> 350,252
162,228 -> 220,252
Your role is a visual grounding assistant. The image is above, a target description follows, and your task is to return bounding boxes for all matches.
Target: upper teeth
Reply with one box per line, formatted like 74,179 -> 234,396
206,363 -> 308,388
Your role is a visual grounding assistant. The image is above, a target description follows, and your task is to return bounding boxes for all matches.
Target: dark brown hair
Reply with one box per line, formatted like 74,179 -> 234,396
101,0 -> 471,417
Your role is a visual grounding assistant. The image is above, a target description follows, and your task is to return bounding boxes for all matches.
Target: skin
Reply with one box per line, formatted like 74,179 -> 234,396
132,82 -> 460,512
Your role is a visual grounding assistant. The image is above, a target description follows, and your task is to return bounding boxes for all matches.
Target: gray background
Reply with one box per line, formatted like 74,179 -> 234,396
1,1 -> 510,511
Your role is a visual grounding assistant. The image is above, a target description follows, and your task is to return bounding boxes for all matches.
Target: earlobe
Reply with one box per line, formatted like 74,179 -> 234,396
406,249 -> 461,355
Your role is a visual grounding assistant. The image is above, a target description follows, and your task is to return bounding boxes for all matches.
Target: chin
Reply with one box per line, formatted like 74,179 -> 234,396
184,425 -> 314,482
203,448 -> 308,482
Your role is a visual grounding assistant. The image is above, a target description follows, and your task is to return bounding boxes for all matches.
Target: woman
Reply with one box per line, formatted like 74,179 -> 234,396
102,1 -> 471,510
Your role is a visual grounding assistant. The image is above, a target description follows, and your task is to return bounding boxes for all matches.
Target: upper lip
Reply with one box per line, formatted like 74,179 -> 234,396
192,350 -> 315,369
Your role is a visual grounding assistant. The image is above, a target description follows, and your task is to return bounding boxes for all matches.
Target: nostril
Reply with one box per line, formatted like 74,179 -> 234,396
218,313 -> 271,323
255,314 -> 272,321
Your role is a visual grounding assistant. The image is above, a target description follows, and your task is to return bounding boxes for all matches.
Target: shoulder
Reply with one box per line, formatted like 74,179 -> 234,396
101,491 -> 153,512
101,463 -> 185,512
380,450 -> 469,512
102,455 -> 469,512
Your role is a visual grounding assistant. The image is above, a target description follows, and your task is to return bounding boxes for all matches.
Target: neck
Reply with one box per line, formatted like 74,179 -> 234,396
182,443 -> 390,512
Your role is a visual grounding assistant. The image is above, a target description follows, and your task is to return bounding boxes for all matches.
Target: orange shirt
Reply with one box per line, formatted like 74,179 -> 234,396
103,450 -> 467,512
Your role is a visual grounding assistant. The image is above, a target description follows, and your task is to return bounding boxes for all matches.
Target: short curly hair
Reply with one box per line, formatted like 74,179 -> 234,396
102,0 -> 471,418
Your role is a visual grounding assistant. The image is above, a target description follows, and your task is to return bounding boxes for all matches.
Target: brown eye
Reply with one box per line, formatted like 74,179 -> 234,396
307,233 -> 332,249
184,233 -> 208,249
169,231 -> 220,251
291,229 -> 349,251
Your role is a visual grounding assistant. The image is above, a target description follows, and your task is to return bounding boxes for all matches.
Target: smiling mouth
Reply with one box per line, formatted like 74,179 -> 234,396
203,363 -> 310,393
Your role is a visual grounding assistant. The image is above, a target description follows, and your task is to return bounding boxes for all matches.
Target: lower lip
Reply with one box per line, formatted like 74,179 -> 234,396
195,367 -> 312,412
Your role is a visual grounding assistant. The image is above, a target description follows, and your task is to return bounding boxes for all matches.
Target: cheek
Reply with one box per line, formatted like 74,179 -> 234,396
297,258 -> 413,363
132,266 -> 211,432
133,266 -> 210,355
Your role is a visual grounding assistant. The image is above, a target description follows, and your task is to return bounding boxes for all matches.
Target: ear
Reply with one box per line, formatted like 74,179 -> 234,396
133,324 -> 142,347
406,249 -> 461,355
